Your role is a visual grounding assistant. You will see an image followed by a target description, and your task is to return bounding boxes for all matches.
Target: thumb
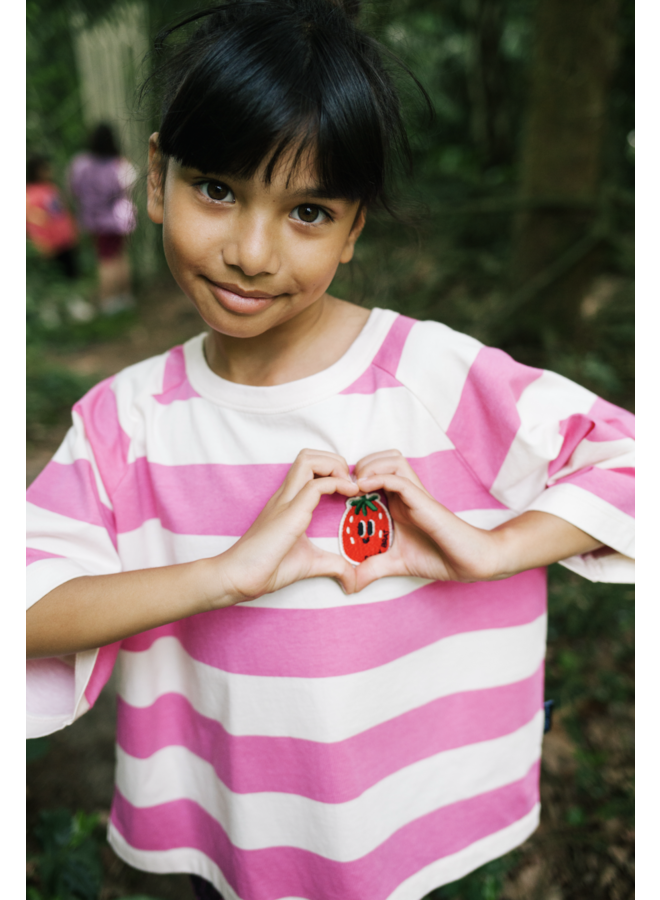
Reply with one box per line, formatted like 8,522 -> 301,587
354,551 -> 404,591
308,548 -> 358,594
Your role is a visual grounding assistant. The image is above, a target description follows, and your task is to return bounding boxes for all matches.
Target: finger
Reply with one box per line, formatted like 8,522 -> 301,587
306,547 -> 358,594
281,449 -> 352,500
355,472 -> 427,506
353,449 -> 404,473
295,475 -> 360,508
355,454 -> 427,491
354,550 -> 406,591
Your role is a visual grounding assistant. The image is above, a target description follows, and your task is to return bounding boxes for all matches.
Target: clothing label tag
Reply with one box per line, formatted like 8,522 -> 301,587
339,492 -> 393,565
543,699 -> 555,734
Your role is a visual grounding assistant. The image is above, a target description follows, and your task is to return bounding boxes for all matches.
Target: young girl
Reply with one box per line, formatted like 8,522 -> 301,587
26,2 -> 635,899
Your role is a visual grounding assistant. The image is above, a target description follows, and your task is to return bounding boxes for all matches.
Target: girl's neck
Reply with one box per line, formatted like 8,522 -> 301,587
204,295 -> 371,387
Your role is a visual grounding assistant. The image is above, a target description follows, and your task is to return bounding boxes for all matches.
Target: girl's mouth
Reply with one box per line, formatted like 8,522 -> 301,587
207,279 -> 281,315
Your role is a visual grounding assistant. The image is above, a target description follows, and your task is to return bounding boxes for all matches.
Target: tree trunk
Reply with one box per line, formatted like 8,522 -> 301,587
464,0 -> 510,169
508,0 -> 620,347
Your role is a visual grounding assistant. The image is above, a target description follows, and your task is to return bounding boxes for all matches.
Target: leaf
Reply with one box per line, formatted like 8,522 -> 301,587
32,809 -> 103,900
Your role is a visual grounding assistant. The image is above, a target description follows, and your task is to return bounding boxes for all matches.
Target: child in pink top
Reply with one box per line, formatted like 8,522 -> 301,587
26,2 -> 634,899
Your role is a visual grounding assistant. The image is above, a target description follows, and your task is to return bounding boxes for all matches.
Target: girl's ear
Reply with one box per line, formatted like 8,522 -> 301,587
339,206 -> 366,264
147,133 -> 165,224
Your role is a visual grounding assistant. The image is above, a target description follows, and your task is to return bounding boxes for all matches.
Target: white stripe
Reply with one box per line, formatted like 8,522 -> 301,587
491,371 -> 596,509
117,616 -> 547,740
385,804 -> 540,900
395,320 -> 482,432
125,387 -> 454,466
526,482 -> 635,559
27,502 -> 119,569
548,437 -> 634,484
115,712 -> 543,860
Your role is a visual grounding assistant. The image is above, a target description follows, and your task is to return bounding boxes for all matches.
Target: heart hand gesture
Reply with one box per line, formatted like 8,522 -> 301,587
352,450 -> 508,591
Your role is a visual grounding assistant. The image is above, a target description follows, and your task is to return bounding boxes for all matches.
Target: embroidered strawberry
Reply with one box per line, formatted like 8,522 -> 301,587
339,492 -> 393,564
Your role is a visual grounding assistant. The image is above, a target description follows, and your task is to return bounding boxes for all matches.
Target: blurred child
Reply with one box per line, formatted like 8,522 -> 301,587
27,3 -> 635,899
26,154 -> 79,280
68,123 -> 137,314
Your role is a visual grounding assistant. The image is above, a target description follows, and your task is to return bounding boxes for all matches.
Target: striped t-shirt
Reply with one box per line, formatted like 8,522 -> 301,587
26,308 -> 635,900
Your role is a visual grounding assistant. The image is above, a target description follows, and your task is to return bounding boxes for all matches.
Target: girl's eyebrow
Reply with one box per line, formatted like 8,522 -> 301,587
190,169 -> 348,203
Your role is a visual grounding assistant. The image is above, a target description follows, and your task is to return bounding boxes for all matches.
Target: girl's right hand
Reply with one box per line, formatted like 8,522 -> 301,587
215,449 -> 360,603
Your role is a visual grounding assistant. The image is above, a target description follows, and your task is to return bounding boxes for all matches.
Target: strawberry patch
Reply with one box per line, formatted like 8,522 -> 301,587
339,492 -> 393,565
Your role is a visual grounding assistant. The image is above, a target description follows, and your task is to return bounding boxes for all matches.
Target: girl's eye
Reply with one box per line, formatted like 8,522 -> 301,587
291,204 -> 328,225
199,181 -> 235,203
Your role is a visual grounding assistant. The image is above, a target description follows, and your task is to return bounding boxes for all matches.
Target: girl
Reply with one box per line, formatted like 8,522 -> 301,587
68,122 -> 137,315
26,2 -> 634,899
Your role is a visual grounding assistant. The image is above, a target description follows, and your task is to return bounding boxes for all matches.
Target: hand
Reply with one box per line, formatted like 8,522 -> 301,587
352,450 -> 510,591
218,449 -> 360,603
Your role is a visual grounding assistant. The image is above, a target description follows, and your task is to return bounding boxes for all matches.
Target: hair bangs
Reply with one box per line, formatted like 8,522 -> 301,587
149,1 -> 427,211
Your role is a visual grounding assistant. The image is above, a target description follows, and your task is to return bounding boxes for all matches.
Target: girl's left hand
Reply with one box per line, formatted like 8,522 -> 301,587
353,450 -> 512,590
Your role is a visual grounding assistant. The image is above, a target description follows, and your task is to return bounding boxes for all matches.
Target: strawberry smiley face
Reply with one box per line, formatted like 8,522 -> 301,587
339,492 -> 393,565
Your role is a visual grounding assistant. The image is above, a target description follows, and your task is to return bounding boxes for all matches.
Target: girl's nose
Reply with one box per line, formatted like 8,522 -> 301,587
221,214 -> 280,277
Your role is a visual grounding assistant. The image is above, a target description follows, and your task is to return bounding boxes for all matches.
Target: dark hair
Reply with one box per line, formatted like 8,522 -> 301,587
27,154 -> 50,184
142,0 -> 430,214
88,123 -> 120,158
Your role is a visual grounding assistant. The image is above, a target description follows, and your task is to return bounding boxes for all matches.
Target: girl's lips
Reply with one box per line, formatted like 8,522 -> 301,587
207,280 -> 279,315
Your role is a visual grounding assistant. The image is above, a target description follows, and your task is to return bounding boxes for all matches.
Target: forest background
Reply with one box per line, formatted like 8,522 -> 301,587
26,1 -> 635,899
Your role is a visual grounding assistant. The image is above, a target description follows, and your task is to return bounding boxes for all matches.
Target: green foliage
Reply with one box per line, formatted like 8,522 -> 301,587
28,809 -> 104,900
545,564 -> 635,836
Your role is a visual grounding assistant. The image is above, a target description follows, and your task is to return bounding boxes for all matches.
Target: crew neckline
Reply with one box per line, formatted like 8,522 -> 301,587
183,306 -> 398,413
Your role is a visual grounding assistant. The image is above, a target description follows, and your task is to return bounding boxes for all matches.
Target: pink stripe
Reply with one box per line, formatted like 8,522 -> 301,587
447,347 -> 543,491
110,760 -> 539,900
339,364 -> 401,395
84,641 -> 122,707
27,459 -> 117,549
27,547 -> 64,566
340,315 -> 416,394
409,450 -> 506,510
548,411 -> 635,479
120,567 -> 546,676
116,664 -> 543,802
73,377 -> 130,496
154,346 -> 201,405
113,449 -> 504,536
552,466 -> 635,517
589,396 -> 635,439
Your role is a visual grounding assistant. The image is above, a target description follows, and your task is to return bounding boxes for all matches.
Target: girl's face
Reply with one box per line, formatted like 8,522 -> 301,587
147,135 -> 365,340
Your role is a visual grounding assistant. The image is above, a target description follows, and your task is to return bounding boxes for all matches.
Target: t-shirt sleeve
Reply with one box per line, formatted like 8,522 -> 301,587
26,377 -> 128,737
396,321 -> 634,584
